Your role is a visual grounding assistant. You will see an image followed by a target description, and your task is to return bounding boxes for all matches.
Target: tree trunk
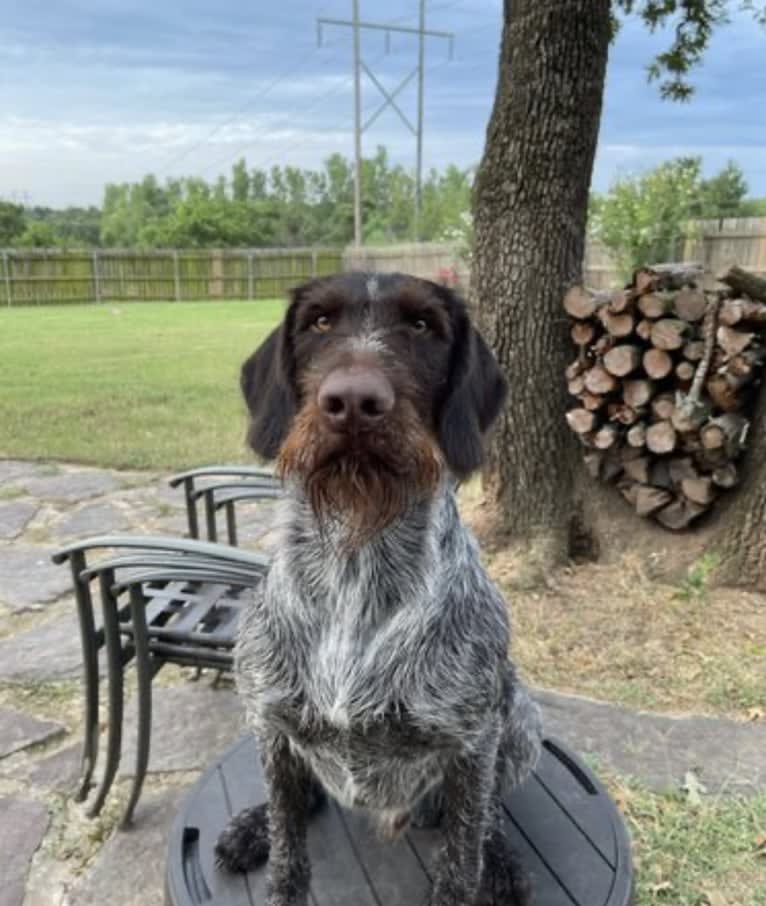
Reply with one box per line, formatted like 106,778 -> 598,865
472,0 -> 611,565
713,385 -> 766,590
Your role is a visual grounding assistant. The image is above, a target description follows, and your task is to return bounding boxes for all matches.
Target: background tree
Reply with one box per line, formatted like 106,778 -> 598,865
0,202 -> 25,245
472,0 -> 766,582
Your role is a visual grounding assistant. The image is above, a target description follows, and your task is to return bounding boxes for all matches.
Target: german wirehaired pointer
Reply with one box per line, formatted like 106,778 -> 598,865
215,273 -> 542,905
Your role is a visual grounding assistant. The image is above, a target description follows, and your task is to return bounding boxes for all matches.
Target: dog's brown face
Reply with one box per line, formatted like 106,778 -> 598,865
240,273 -> 506,541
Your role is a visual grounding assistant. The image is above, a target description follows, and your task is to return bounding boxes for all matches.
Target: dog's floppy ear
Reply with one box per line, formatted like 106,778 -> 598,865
240,310 -> 296,460
437,304 -> 507,478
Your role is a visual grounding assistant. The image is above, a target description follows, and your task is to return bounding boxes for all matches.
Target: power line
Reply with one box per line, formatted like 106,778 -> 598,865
153,42 -> 326,176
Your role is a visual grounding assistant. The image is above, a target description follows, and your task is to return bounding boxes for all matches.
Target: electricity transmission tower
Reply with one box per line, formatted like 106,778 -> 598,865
317,1 -> 454,246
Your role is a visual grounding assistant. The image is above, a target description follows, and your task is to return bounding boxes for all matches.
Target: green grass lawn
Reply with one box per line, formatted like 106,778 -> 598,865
0,301 -> 284,470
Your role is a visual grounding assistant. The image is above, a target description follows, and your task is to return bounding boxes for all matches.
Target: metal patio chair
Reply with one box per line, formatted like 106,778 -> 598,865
52,466 -> 284,827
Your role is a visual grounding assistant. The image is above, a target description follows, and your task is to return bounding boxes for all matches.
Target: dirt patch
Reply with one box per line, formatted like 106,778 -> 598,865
460,484 -> 766,720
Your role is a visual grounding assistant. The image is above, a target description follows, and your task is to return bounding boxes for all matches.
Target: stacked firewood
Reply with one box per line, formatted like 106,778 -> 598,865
564,264 -> 766,530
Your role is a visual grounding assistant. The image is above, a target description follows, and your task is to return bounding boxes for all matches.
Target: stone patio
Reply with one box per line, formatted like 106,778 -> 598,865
0,459 -> 764,906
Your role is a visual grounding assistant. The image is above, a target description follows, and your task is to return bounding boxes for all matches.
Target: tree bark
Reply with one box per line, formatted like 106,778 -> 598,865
713,385 -> 766,590
472,0 -> 611,564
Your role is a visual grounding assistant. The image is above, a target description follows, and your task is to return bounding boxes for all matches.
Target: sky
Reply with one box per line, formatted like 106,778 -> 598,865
1,1 -> 765,208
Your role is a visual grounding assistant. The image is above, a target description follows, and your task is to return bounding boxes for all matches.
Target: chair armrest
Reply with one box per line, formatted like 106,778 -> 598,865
51,535 -> 271,570
168,465 -> 277,488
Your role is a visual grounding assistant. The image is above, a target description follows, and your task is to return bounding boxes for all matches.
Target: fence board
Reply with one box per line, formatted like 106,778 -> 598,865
2,223 -> 765,306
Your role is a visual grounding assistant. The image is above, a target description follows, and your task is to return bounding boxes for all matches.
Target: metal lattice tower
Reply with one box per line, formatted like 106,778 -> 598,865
317,2 -> 454,245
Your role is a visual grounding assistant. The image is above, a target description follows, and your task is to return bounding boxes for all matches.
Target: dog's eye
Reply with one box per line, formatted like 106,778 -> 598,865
411,318 -> 429,335
312,315 -> 332,334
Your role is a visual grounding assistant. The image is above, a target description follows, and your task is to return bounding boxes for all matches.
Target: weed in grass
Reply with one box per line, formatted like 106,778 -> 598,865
675,553 -> 721,604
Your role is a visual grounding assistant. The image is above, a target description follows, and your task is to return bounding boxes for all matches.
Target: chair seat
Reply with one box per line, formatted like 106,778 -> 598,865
165,735 -> 634,906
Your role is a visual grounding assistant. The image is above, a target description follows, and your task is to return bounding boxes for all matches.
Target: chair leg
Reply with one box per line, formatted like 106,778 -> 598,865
183,477 -> 200,539
225,501 -> 238,546
70,551 -> 100,803
204,491 -> 218,542
87,569 -> 126,818
121,584 -> 153,828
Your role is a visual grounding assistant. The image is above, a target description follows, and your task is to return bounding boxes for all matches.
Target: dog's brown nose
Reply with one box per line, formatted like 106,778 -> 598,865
318,367 -> 394,431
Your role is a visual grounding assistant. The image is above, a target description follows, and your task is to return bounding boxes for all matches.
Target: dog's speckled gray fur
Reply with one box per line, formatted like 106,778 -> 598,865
220,482 -> 541,905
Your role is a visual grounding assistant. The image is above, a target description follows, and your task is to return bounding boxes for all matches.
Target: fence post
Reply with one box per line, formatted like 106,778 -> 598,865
247,252 -> 254,300
2,251 -> 11,307
173,251 -> 181,301
311,249 -> 318,278
92,250 -> 101,303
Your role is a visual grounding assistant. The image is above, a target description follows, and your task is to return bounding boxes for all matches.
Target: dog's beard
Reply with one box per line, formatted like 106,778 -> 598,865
277,401 -> 443,546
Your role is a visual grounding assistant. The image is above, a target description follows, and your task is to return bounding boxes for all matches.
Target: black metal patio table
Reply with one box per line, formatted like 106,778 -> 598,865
165,735 -> 633,906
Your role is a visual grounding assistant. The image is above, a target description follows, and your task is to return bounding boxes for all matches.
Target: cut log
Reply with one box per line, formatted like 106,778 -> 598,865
626,423 -> 647,448
712,462 -> 738,489
643,348 -> 674,379
718,297 -> 766,326
718,264 -> 766,303
636,318 -> 653,341
612,405 -> 641,426
683,340 -> 705,362
566,408 -> 597,435
603,344 -> 642,377
636,486 -> 673,518
564,285 -> 605,319
567,375 -> 586,396
675,361 -> 695,386
583,451 -> 604,480
634,263 -> 704,293
599,309 -> 635,338
637,293 -> 672,319
654,498 -> 708,531
668,457 -> 699,485
593,424 -> 619,450
571,321 -> 596,346
725,347 -> 766,390
700,413 -> 748,455
623,379 -> 654,408
593,335 -> 613,356
584,366 -> 617,395
651,318 -> 688,351
566,360 -> 586,381
716,325 -> 755,358
646,421 -> 677,455
650,394 -> 676,421
623,456 -> 650,484
673,288 -> 708,322
681,476 -> 717,506
705,375 -> 740,412
581,391 -> 605,411
609,289 -> 633,313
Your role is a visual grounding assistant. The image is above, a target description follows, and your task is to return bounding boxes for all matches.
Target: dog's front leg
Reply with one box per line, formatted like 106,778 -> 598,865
428,731 -> 499,906
261,733 -> 313,906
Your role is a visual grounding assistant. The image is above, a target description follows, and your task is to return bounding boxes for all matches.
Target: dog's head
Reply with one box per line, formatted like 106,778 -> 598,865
241,273 -> 506,541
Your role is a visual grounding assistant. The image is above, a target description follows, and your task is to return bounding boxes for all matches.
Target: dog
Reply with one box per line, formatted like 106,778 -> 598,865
215,272 -> 542,906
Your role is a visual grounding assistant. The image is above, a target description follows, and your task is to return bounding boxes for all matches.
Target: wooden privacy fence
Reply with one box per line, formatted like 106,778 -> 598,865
0,248 -> 343,306
2,219 -> 766,305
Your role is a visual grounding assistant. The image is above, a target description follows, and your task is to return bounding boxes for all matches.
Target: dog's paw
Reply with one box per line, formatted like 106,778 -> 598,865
215,804 -> 270,873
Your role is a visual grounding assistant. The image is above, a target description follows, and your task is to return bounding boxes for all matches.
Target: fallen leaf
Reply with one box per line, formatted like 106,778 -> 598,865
682,770 -> 707,806
702,890 -> 729,906
746,707 -> 764,722
755,832 -> 766,855
650,880 -> 673,896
